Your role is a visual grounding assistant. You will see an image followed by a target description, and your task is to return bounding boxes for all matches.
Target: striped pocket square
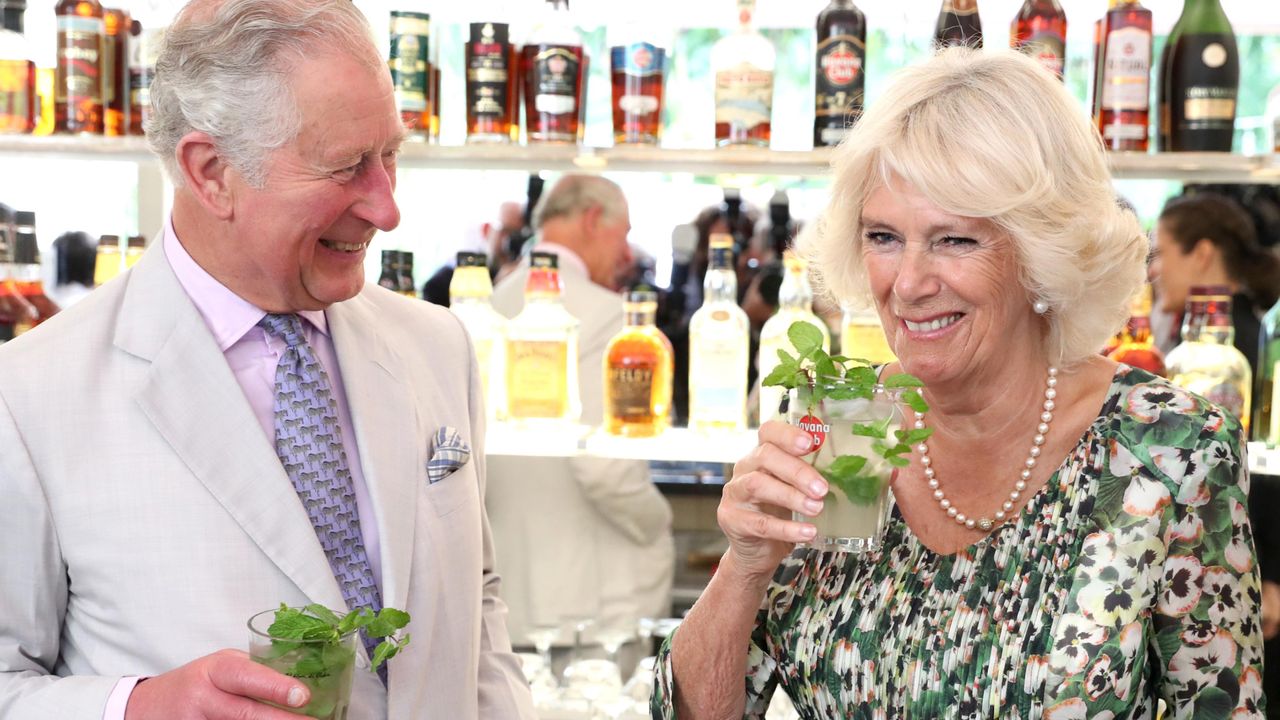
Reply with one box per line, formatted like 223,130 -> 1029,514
427,426 -> 471,484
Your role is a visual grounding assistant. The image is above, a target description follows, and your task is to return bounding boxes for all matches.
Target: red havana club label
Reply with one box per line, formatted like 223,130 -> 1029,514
797,414 -> 829,452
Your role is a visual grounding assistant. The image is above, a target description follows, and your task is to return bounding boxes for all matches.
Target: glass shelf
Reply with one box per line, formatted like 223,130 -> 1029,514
2,135 -> 1278,183
485,422 -> 757,465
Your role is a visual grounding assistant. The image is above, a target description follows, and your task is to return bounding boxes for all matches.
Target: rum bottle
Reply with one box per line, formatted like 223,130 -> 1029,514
813,0 -> 866,148
609,28 -> 666,145
55,0 -> 104,134
0,0 -> 34,134
604,289 -> 674,437
1254,300 -> 1280,445
127,19 -> 162,135
841,302 -> 896,365
758,252 -> 830,424
12,228 -> 58,335
711,0 -> 774,148
124,234 -> 144,267
1011,0 -> 1066,80
934,0 -> 983,49
688,234 -> 749,431
101,6 -> 127,136
0,205 -> 35,342
1165,285 -> 1251,433
1107,284 -> 1166,376
1160,0 -> 1238,152
93,233 -> 121,285
505,251 -> 581,423
449,251 -> 507,422
465,22 -> 517,144
397,251 -> 416,298
521,0 -> 585,144
1097,0 -> 1152,152
378,250 -> 400,292
389,11 -> 430,136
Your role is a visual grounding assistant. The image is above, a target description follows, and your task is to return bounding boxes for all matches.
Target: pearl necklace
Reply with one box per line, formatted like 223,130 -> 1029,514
912,367 -> 1059,532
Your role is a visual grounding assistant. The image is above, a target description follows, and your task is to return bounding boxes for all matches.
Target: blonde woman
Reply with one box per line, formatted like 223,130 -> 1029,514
652,49 -> 1264,719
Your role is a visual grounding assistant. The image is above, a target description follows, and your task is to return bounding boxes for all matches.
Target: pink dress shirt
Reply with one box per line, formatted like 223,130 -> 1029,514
102,220 -> 383,719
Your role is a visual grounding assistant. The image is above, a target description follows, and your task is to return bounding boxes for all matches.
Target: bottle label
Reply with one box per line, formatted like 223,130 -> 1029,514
796,414 -> 829,452
1021,30 -> 1066,78
57,16 -> 105,104
507,340 -> 569,418
815,35 -> 865,120
532,46 -> 581,116
611,43 -> 665,78
467,23 -> 511,120
390,16 -> 430,114
691,334 -> 745,415
0,60 -> 31,131
1102,26 -> 1150,112
715,62 -> 772,130
608,366 -> 656,422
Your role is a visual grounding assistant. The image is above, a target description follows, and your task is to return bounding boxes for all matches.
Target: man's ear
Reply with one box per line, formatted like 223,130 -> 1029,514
174,131 -> 237,220
580,204 -> 603,235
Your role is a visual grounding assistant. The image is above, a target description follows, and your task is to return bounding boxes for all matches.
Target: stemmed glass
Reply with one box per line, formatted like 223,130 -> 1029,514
594,627 -> 635,671
525,623 -> 561,687
564,615 -> 595,666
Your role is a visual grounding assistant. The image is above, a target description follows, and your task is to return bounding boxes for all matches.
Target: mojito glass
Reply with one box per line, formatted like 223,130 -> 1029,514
248,609 -> 357,720
788,381 -> 902,553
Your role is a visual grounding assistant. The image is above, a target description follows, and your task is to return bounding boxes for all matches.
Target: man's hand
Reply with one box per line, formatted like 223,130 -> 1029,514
124,649 -> 311,720
1262,580 -> 1280,641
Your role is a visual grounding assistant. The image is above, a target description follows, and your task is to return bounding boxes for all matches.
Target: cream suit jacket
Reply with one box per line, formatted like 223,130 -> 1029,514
0,242 -> 535,720
487,259 -> 674,646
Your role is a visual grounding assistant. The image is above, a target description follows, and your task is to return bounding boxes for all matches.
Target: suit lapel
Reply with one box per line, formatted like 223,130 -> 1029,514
117,244 -> 347,612
327,296 -> 420,615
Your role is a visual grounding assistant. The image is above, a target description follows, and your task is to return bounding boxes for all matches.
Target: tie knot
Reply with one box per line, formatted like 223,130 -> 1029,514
258,313 -> 306,348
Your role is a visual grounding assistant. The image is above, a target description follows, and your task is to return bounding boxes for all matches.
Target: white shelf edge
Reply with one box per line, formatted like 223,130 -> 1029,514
485,423 -> 756,465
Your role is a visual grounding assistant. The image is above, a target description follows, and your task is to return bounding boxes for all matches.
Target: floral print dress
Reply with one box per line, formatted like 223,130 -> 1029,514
651,367 -> 1265,719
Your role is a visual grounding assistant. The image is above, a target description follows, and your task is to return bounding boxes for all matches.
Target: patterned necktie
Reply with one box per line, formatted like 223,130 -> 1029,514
259,313 -> 386,681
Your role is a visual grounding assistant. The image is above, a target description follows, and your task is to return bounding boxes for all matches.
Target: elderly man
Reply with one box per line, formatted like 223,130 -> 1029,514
488,175 -> 675,664
0,1 -> 534,719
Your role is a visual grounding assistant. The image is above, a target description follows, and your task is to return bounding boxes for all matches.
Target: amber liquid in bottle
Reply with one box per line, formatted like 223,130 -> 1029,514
934,0 -> 983,49
102,7 -> 127,136
55,0 -> 104,135
813,0 -> 866,147
1098,1 -> 1152,152
605,291 -> 674,437
1011,0 -> 1066,80
521,43 -> 585,143
1107,284 -> 1166,376
610,42 -> 665,145
0,4 -> 35,135
465,22 -> 518,144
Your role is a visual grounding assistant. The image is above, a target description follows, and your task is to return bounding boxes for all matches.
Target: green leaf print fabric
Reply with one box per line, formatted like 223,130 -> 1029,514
651,367 -> 1265,719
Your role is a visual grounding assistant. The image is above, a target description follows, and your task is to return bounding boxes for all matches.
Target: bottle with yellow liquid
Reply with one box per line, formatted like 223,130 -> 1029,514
841,302 -> 895,365
505,251 -> 580,424
93,233 -> 122,286
758,251 -> 829,424
124,235 -> 145,268
449,251 -> 506,422
604,289 -> 674,437
1166,285 -> 1251,433
688,233 -> 749,431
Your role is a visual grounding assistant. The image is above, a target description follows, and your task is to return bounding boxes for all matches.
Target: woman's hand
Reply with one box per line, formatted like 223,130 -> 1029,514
718,420 -> 829,580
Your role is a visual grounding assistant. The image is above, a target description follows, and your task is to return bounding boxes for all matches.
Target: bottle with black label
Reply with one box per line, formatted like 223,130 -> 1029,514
1161,0 -> 1238,152
1011,0 -> 1066,80
378,250 -> 400,292
465,22 -> 517,144
934,0 -> 982,50
389,11 -> 430,136
521,0 -> 585,144
813,0 -> 865,148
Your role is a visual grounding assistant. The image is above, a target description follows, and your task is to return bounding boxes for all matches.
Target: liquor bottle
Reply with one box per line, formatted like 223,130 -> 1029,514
688,234 -> 749,431
397,251 -> 416,298
0,204 -> 35,342
1090,17 -> 1104,122
609,28 -> 666,145
1011,0 -> 1066,80
389,11 -> 430,136
12,226 -> 58,335
126,19 -> 162,135
377,250 -> 399,292
465,22 -> 518,144
101,6 -> 127,136
1254,301 -> 1280,445
521,0 -> 586,144
1165,285 -> 1251,433
813,0 -> 866,148
428,21 -> 440,143
758,252 -> 830,424
93,233 -> 121,285
711,0 -> 774,148
449,251 -> 507,422
55,0 -> 104,134
124,233 -> 144,267
1107,284 -> 1166,376
0,0 -> 35,134
505,251 -> 581,423
934,0 -> 983,49
1161,0 -> 1239,152
1097,0 -> 1152,152
604,289 -> 674,437
841,303 -> 896,365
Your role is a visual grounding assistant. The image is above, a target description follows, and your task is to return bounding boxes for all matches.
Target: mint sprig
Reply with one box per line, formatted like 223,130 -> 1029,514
762,320 -> 932,506
268,603 -> 411,675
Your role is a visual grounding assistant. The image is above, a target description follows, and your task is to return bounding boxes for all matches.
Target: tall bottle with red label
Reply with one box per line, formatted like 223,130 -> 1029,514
1097,0 -> 1152,152
813,0 -> 865,148
1011,0 -> 1066,80
55,0 -> 104,134
521,0 -> 585,144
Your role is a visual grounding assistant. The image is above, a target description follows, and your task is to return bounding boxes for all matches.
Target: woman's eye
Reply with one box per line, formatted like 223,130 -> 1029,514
864,231 -> 898,246
939,235 -> 977,247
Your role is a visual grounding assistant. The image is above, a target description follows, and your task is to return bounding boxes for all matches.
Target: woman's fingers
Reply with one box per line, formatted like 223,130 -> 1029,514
733,437 -> 828,501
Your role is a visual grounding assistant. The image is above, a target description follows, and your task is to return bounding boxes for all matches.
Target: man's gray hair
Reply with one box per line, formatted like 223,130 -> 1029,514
533,175 -> 627,229
146,0 -> 382,188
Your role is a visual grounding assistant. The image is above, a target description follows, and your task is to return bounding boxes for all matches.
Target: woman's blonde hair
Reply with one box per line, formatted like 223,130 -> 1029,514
801,48 -> 1147,367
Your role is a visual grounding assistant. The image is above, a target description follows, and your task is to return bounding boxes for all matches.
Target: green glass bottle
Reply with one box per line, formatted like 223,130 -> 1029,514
1160,0 -> 1238,152
1255,302 -> 1280,445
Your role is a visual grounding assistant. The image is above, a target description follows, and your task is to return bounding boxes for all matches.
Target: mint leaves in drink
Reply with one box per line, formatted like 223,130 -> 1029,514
267,603 -> 411,674
762,320 -> 932,506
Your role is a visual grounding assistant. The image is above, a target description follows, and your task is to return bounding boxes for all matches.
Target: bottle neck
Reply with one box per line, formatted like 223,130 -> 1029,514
778,270 -> 813,312
737,0 -> 756,31
13,262 -> 40,285
1175,0 -> 1230,32
1126,314 -> 1153,344
450,266 -> 493,301
524,267 -> 563,300
1,9 -> 21,34
625,307 -> 657,327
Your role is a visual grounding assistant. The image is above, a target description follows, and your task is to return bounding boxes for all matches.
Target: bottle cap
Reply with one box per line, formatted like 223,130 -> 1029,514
1188,284 -> 1232,300
15,210 -> 34,227
99,234 -> 120,248
625,288 -> 657,305
14,232 -> 38,264
709,233 -> 734,251
457,251 -> 488,267
531,251 -> 559,270
127,235 -> 146,249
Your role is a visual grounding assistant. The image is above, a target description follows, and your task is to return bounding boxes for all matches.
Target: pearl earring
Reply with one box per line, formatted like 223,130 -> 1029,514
1033,300 -> 1049,315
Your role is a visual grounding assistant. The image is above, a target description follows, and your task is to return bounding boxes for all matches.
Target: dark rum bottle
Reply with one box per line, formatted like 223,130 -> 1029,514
1107,284 -> 1166,376
1011,0 -> 1066,80
1097,0 -> 1152,152
609,29 -> 666,145
389,11 -> 430,136
465,22 -> 517,144
0,0 -> 34,134
521,0 -> 585,144
12,228 -> 59,335
813,0 -> 865,147
378,250 -> 399,292
55,0 -> 104,135
935,0 -> 983,49
101,6 -> 128,136
1161,0 -> 1238,152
